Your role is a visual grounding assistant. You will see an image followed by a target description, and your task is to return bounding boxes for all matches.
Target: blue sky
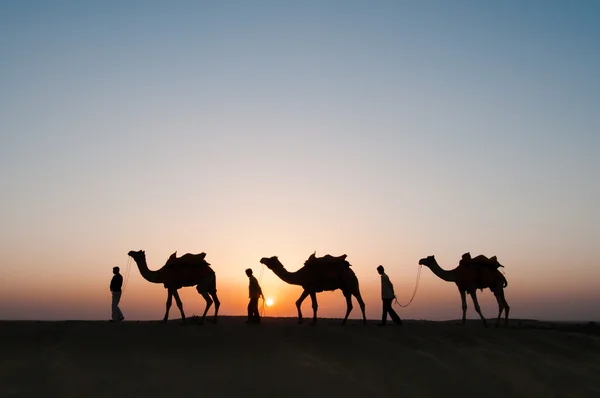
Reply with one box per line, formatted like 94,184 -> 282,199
1,1 -> 598,321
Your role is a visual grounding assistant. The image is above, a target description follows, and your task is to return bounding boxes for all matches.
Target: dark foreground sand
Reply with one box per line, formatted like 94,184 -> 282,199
1,317 -> 599,398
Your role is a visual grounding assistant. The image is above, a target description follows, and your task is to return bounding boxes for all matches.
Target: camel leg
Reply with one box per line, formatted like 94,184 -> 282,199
341,292 -> 353,325
469,290 -> 488,328
210,290 -> 220,323
495,288 -> 510,327
459,289 -> 467,325
162,290 -> 174,323
503,296 -> 510,327
172,289 -> 186,322
296,290 -> 310,324
493,288 -> 505,328
199,292 -> 213,324
309,292 -> 318,325
354,291 -> 367,325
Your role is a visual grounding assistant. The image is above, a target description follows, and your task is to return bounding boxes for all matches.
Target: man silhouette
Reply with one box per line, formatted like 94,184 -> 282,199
245,268 -> 264,324
377,265 -> 402,326
110,266 -> 124,322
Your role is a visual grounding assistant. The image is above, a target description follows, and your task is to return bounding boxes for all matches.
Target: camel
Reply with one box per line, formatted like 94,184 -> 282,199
259,252 -> 367,325
127,250 -> 220,324
418,254 -> 510,328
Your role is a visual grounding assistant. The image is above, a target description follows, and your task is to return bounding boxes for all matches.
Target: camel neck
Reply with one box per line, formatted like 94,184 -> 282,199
273,266 -> 303,286
134,258 -> 161,284
428,261 -> 457,283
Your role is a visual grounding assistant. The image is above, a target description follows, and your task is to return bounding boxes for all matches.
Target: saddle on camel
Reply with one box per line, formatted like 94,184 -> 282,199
164,252 -> 211,268
303,252 -> 351,291
459,252 -> 504,289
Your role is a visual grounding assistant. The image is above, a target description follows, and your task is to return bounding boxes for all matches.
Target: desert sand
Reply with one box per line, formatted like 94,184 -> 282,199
1,317 -> 599,398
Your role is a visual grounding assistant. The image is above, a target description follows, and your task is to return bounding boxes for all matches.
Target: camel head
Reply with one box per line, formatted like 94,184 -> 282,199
418,255 -> 437,268
128,250 -> 146,263
260,256 -> 284,271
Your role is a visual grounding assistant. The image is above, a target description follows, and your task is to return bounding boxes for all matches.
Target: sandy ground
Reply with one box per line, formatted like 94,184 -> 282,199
1,317 -> 599,398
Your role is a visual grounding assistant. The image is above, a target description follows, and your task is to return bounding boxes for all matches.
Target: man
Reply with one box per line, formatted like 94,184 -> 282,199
376,265 -> 402,326
110,266 -> 124,322
245,268 -> 264,324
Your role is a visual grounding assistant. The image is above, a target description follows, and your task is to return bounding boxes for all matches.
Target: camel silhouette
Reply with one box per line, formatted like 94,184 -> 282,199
260,252 -> 366,325
419,253 -> 509,327
128,250 -> 220,324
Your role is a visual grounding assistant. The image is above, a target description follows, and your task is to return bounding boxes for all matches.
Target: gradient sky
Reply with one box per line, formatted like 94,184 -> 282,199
1,1 -> 599,322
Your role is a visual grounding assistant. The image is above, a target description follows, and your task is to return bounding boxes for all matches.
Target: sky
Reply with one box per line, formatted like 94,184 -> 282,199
1,1 -> 599,322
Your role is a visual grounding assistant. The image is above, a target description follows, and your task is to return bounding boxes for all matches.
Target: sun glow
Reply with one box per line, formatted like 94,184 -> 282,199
265,298 -> 274,307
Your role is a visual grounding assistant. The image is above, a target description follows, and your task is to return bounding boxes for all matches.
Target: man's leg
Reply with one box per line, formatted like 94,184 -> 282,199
111,292 -> 123,321
387,301 -> 402,325
118,293 -> 124,320
247,299 -> 253,322
251,298 -> 260,323
117,293 -> 124,320
379,299 -> 388,326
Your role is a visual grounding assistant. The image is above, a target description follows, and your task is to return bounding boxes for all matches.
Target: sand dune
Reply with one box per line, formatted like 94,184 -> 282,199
1,317 -> 599,397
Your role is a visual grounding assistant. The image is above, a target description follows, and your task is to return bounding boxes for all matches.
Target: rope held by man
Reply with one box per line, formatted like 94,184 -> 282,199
258,263 -> 266,317
121,256 -> 132,294
394,264 -> 422,308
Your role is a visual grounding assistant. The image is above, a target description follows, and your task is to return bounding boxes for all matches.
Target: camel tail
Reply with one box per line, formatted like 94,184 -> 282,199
502,275 -> 508,288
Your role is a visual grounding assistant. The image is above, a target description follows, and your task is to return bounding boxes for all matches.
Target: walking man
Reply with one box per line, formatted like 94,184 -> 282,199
245,268 -> 264,324
377,265 -> 402,326
110,266 -> 125,322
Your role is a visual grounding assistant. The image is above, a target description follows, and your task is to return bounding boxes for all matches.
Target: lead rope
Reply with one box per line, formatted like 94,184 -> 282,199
121,256 -> 132,294
258,262 -> 266,317
394,263 -> 422,308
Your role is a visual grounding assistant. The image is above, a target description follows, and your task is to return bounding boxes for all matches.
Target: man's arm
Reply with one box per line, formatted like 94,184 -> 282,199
384,274 -> 395,297
250,277 -> 264,297
256,279 -> 264,298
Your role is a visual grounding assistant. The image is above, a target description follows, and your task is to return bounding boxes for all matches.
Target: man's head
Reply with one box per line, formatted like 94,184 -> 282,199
376,265 -> 384,275
113,266 -> 120,274
245,268 -> 253,277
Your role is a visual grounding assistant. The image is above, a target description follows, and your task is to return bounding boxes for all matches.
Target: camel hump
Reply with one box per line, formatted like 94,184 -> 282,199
304,253 -> 351,269
164,252 -> 210,268
306,252 -> 347,263
181,252 -> 207,262
321,254 -> 347,262
467,254 -> 504,269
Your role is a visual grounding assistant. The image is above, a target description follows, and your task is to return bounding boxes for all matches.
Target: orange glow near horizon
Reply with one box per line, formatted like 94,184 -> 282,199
1,234 -> 600,322
2,261 -> 599,322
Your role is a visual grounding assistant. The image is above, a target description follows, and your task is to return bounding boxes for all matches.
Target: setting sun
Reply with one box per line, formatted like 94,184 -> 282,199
265,298 -> 274,307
